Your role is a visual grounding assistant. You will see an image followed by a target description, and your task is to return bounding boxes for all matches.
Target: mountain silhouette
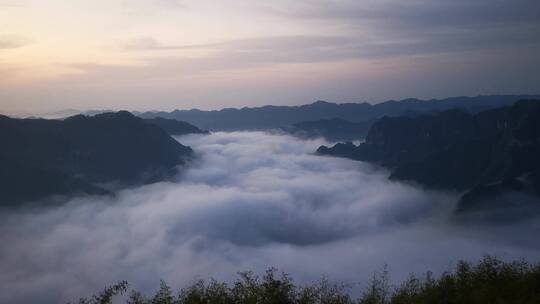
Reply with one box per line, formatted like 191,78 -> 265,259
0,111 -> 193,206
139,95 -> 540,131
317,100 -> 540,212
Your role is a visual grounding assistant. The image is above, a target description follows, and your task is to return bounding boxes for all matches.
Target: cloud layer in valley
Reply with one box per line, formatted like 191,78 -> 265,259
1,132 -> 540,303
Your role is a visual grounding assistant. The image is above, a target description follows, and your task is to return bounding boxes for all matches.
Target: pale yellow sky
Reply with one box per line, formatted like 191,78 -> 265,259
1,0 -> 539,115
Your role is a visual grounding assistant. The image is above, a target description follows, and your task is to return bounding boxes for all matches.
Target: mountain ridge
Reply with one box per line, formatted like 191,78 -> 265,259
144,117 -> 209,136
138,95 -> 540,131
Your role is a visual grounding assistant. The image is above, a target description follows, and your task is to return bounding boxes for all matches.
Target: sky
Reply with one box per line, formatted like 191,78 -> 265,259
0,0 -> 539,114
1,132 -> 539,303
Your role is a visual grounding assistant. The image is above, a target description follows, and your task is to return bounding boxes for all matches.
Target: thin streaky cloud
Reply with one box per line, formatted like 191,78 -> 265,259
120,36 -> 220,51
0,35 -> 31,50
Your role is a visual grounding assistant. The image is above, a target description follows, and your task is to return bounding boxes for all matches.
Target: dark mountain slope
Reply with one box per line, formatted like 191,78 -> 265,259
139,95 -> 540,131
317,100 -> 540,212
0,111 -> 192,206
144,117 -> 209,136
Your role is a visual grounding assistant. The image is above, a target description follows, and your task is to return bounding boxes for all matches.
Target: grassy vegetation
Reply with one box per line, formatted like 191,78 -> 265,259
70,256 -> 540,304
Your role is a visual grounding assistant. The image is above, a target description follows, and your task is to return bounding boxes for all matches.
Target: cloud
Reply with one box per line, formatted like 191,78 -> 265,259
0,0 -> 25,8
270,0 -> 540,53
0,132 -> 539,303
109,8 -> 540,76
120,36 -> 218,51
119,22 -> 540,62
117,35 -> 368,66
74,29 -> 540,91
0,35 -> 31,49
77,35 -> 370,80
122,0 -> 186,10
3,0 -> 539,114
278,0 -> 540,29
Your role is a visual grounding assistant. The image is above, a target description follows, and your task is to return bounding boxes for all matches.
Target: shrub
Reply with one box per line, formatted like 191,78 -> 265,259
70,256 -> 540,304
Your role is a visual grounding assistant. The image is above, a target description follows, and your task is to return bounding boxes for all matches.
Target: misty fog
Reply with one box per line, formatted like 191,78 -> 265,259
1,132 -> 539,303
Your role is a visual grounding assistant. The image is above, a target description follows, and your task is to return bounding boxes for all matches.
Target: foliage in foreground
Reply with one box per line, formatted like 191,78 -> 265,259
70,256 -> 540,304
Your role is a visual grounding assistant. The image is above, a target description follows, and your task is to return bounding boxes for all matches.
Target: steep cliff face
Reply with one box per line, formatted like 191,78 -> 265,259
317,100 -> 540,211
0,111 -> 193,206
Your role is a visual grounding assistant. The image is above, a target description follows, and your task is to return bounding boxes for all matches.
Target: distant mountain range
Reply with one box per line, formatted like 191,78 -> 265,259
317,100 -> 540,213
138,95 -> 540,132
0,111 -> 193,206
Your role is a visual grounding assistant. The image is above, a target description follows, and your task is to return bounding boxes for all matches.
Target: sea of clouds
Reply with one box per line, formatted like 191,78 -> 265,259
1,132 -> 539,303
